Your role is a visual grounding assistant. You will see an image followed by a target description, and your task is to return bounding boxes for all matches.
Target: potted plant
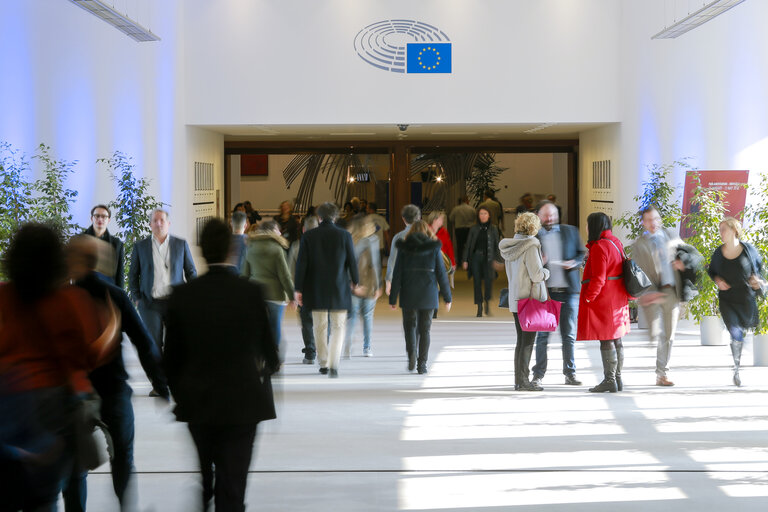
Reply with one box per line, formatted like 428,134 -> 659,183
614,161 -> 685,326
98,151 -> 166,286
683,172 -> 729,346
743,172 -> 768,364
30,143 -> 81,240
0,142 -> 33,280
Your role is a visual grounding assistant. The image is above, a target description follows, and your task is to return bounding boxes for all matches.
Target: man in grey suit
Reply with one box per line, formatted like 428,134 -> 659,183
630,206 -> 693,387
129,209 -> 197,363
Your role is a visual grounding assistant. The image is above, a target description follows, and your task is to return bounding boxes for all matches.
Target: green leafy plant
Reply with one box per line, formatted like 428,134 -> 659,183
614,160 -> 688,240
31,143 -> 81,240
465,153 -> 507,207
99,151 -> 166,284
684,172 -> 728,322
743,172 -> 768,334
0,142 -> 34,278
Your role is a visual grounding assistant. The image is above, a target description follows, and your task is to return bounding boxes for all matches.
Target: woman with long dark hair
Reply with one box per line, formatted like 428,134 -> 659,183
577,212 -> 631,393
389,221 -> 452,374
708,217 -> 766,386
462,206 -> 503,317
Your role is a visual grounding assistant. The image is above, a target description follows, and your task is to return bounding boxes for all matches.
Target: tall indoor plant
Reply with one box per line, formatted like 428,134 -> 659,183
0,142 -> 34,279
31,143 -> 81,240
98,151 -> 166,286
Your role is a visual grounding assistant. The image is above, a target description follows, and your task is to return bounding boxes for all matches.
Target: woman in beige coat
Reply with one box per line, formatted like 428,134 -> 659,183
499,212 -> 550,391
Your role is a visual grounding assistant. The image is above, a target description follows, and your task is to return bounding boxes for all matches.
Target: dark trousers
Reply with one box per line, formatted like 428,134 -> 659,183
402,309 -> 433,364
137,297 -> 168,352
513,312 -> 538,380
188,423 -> 257,512
470,252 -> 493,305
454,228 -> 470,267
298,305 -> 316,359
63,384 -> 136,512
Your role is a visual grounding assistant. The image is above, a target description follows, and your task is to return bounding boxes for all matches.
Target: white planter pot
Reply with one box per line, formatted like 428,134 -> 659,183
754,334 -> 768,366
637,306 -> 648,329
700,316 -> 728,346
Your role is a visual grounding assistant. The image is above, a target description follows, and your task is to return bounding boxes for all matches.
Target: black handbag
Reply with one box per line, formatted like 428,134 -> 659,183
606,239 -> 652,297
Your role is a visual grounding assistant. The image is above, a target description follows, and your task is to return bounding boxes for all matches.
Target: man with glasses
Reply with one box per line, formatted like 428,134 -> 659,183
84,204 -> 125,287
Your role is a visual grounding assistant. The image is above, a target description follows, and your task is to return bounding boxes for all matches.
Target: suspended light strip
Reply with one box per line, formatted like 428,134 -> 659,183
68,0 -> 160,42
652,0 -> 746,39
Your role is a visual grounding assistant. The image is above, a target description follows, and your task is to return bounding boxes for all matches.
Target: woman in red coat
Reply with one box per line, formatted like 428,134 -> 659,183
577,212 -> 631,393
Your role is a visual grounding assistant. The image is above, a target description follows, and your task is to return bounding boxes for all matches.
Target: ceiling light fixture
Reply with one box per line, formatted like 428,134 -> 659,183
523,123 -> 557,134
329,132 -> 377,136
430,132 -> 479,136
68,0 -> 160,41
652,0 -> 746,39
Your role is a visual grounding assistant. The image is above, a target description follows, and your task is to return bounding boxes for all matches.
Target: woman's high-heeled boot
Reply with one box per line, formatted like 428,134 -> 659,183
615,345 -> 624,391
476,304 -> 483,317
589,347 -> 618,393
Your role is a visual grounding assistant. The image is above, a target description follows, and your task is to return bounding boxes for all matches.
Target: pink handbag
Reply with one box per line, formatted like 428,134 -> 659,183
517,296 -> 561,332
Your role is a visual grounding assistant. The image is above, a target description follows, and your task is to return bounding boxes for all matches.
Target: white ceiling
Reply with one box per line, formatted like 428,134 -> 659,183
195,123 -> 613,142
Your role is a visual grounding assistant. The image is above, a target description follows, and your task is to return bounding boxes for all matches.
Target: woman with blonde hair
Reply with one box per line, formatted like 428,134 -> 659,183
389,220 -> 452,374
708,217 -> 766,386
499,212 -> 550,391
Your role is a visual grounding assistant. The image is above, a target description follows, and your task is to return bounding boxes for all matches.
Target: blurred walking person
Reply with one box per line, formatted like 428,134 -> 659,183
389,221 -> 452,374
448,197 -> 476,269
462,206 -> 503,317
499,213 -> 550,391
577,213 -> 631,393
288,215 -> 319,364
708,217 -> 766,387
164,219 -> 280,511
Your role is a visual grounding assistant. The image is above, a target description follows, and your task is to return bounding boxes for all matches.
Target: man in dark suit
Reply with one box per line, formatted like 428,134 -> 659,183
294,202 -> 359,378
62,235 -> 169,512
531,201 -> 586,387
84,204 -> 125,288
128,208 -> 196,359
164,218 -> 279,512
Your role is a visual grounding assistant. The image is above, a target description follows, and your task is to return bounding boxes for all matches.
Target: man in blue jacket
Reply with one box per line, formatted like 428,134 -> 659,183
129,209 -> 196,363
531,201 -> 586,387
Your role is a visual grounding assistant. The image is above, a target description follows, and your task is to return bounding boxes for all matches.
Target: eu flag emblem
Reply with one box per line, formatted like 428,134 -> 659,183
406,43 -> 452,74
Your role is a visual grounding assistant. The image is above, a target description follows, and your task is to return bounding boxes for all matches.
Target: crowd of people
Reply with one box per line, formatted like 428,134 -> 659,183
2,192 -> 765,510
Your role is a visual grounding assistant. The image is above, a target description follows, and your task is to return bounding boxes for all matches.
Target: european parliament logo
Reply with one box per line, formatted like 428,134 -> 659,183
353,20 -> 452,74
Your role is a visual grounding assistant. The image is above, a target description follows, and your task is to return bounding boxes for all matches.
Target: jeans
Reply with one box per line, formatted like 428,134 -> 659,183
346,296 -> 376,352
312,310 -> 347,369
63,384 -> 137,511
298,305 -> 315,359
188,423 -> 257,512
402,309 -> 433,364
533,291 -> 578,379
266,302 -> 286,348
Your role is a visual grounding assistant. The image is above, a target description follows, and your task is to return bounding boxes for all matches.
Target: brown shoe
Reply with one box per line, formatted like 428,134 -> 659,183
656,376 -> 674,387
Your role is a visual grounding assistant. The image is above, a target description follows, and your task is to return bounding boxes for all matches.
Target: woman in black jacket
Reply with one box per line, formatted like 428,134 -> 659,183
389,221 -> 452,374
462,206 -> 503,317
708,217 -> 766,387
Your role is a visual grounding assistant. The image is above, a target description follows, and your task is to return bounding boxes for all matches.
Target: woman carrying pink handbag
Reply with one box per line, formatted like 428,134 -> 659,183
499,213 -> 551,391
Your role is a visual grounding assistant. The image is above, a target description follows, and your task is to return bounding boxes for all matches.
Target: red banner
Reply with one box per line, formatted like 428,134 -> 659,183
680,170 -> 749,238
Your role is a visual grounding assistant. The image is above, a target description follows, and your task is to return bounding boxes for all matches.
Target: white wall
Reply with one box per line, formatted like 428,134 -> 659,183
0,0 -> 196,243
614,0 -> 768,241
183,0 -> 621,125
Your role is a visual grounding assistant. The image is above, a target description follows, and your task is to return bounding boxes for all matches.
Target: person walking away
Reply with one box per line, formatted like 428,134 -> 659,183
499,213 -> 550,391
288,215 -> 319,364
389,221 -> 452,374
294,202 -> 360,378
462,206 -> 503,317
531,201 -> 585,388
164,219 -> 279,511
708,217 -> 766,387
386,204 -> 421,296
630,206 -> 703,386
449,197 -> 476,269
242,219 -> 295,351
577,212 -> 631,393
344,214 -> 382,358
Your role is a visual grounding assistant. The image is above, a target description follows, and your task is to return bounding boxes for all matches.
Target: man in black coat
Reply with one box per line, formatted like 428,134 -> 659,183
84,204 -> 125,288
164,219 -> 280,512
62,235 -> 169,512
532,201 -> 586,387
294,202 -> 359,378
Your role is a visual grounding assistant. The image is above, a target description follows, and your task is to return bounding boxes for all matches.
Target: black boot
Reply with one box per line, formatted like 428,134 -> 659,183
484,300 -> 490,316
731,340 -> 743,387
518,342 -> 543,391
615,345 -> 624,391
476,304 -> 483,317
589,348 -> 618,393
